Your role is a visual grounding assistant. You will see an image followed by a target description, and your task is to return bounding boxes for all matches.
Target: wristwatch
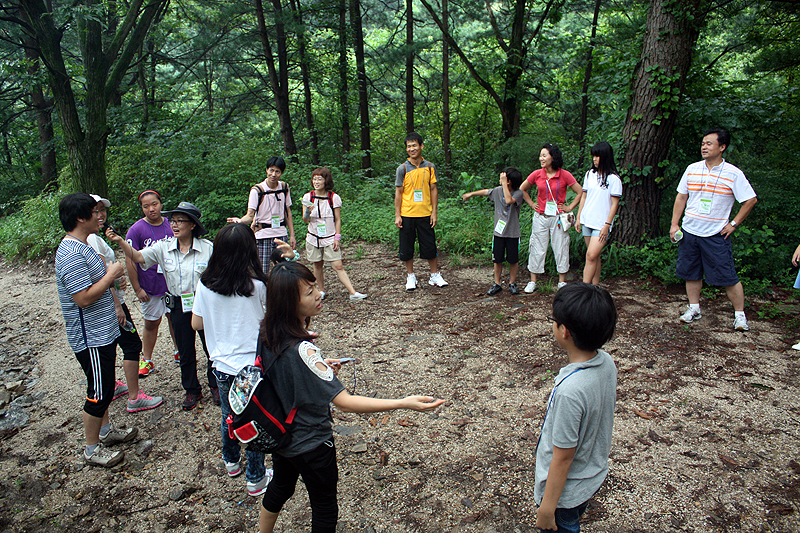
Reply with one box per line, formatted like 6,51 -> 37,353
730,220 -> 738,227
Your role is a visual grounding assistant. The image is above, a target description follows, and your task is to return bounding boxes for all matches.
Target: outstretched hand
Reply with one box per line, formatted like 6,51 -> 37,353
403,396 -> 445,412
273,238 -> 296,260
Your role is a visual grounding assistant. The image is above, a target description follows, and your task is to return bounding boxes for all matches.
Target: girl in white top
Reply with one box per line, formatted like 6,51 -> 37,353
575,142 -> 623,285
301,167 -> 366,300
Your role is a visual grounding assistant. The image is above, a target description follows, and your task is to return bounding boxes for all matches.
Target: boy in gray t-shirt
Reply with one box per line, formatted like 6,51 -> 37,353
535,282 -> 618,532
461,167 -> 526,295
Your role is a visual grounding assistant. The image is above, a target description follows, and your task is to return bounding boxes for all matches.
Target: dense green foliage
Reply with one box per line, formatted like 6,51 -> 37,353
1,0 -> 798,292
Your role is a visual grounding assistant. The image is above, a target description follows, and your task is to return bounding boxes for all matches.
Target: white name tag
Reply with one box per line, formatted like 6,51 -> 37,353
544,201 -> 558,216
316,221 -> 328,237
698,198 -> 712,215
271,215 -> 281,228
494,219 -> 507,235
413,189 -> 423,202
180,292 -> 194,313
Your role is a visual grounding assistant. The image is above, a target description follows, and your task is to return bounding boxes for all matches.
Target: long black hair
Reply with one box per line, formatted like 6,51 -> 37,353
590,141 -> 618,189
200,223 -> 268,297
260,260 -> 317,352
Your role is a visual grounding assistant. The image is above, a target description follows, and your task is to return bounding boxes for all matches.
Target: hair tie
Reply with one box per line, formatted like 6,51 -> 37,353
138,190 -> 161,202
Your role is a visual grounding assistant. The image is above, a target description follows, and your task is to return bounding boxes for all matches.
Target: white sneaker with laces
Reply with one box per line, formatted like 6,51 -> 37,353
429,272 -> 448,287
99,425 -> 138,446
733,315 -> 749,331
349,292 -> 368,300
405,273 -> 417,291
247,469 -> 274,496
679,306 -> 701,323
84,443 -> 124,467
524,281 -> 537,293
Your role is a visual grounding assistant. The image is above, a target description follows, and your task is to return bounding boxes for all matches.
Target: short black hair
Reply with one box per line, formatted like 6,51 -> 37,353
542,143 -> 564,170
552,282 -> 617,351
59,193 -> 96,232
405,131 -> 424,146
503,167 -> 523,190
266,156 -> 287,172
702,128 -> 731,151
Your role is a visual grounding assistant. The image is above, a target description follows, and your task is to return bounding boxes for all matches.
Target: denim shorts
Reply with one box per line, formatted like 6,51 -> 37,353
581,225 -> 602,238
539,499 -> 589,533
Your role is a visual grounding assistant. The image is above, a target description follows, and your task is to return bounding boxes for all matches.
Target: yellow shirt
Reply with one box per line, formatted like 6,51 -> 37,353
395,159 -> 437,217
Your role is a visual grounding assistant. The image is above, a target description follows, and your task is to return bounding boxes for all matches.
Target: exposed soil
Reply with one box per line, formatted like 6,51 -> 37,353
0,242 -> 798,533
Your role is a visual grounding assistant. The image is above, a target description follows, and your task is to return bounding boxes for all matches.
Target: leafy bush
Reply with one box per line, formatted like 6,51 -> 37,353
0,191 -> 64,260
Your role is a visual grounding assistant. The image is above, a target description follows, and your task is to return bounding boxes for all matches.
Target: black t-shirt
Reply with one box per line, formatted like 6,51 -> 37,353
268,340 -> 345,457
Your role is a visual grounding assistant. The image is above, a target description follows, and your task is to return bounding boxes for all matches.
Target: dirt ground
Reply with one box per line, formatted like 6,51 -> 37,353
0,242 -> 798,533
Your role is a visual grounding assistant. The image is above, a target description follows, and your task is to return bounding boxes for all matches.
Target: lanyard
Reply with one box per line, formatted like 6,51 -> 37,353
700,161 -> 725,200
147,218 -> 167,242
406,160 -> 430,191
176,242 -> 196,295
544,175 -> 561,205
536,367 -> 585,450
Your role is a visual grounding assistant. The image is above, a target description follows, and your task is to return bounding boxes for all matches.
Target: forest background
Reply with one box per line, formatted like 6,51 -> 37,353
0,0 -> 798,295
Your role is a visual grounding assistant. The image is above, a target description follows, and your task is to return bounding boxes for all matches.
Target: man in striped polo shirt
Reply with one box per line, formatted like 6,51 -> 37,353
669,128 -> 758,331
56,193 -> 139,467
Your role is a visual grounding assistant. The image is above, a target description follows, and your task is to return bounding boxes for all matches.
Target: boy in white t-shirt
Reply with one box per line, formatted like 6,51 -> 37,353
302,167 -> 366,300
669,128 -> 757,331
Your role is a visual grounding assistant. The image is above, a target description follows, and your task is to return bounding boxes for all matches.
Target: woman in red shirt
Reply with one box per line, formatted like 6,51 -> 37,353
520,143 -> 582,293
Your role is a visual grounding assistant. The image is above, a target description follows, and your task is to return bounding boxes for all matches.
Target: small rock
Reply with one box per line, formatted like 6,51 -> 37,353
5,381 -> 24,393
333,425 -> 363,436
0,404 -> 30,431
169,488 -> 187,501
136,440 -> 154,457
352,442 -> 368,453
461,497 -> 473,508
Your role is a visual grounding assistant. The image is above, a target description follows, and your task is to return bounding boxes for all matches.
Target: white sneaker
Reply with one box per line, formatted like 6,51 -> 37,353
247,469 -> 274,496
99,425 -> 138,445
405,273 -> 417,291
524,281 -> 537,293
84,443 -> 124,467
733,315 -> 749,331
429,272 -> 448,287
225,460 -> 242,477
793,342 -> 800,351
679,306 -> 701,323
349,292 -> 368,300
557,282 -> 567,289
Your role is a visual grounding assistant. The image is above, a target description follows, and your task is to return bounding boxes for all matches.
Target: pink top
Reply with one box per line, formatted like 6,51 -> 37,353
526,168 -> 577,214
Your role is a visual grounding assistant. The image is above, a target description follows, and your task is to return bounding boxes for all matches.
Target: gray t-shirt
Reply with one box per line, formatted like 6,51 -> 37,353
269,340 -> 345,457
488,186 -> 524,238
534,349 -> 617,508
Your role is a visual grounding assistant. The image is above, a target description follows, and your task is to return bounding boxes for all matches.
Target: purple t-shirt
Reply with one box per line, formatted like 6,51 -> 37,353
126,218 -> 172,297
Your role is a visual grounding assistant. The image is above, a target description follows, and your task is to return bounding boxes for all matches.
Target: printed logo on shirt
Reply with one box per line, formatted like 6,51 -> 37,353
298,341 -> 335,381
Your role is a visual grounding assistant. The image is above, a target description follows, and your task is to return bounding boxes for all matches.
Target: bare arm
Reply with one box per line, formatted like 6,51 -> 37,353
394,187 -> 404,228
332,389 -> 444,413
598,196 -> 621,242
561,182 -> 583,213
670,193 -> 689,240
575,190 -> 587,232
229,208 -> 257,226
534,445 -> 576,531
430,183 -> 438,228
721,196 -> 758,239
285,204 -> 296,249
522,189 -> 536,210
191,314 -> 203,331
461,189 -> 490,200
793,244 -> 800,267
106,229 -> 146,264
333,206 -> 342,251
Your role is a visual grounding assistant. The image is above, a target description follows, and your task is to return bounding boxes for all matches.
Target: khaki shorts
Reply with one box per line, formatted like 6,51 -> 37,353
141,295 -> 169,321
306,244 -> 342,263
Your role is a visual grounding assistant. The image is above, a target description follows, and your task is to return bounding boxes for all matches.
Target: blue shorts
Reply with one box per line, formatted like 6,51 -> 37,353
581,225 -> 602,238
676,231 -> 739,287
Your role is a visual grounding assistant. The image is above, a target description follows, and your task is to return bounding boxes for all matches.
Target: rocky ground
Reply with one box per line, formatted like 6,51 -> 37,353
0,242 -> 798,533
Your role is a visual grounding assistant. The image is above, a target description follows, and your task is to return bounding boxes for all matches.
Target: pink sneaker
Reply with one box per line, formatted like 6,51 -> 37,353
112,380 -> 128,400
126,390 -> 164,413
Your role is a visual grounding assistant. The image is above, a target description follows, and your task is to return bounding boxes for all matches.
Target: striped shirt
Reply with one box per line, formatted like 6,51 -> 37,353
56,238 -> 119,352
677,160 -> 756,237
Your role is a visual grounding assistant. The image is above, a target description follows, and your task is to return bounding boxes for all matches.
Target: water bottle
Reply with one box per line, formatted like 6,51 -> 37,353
122,320 -> 136,333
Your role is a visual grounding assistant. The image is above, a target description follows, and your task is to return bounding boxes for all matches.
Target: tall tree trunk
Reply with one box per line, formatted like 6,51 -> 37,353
21,16 -> 57,189
255,0 -> 298,162
405,0 -> 414,133
577,0 -> 601,170
19,0 -> 168,196
617,0 -> 705,246
138,42 -> 149,135
290,0 -> 319,164
350,0 -> 371,176
441,0 -> 451,179
338,0 -> 352,170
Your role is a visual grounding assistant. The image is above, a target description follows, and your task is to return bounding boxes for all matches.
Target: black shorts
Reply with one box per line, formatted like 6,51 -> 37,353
492,236 -> 519,264
75,342 -> 117,418
118,303 -> 142,362
398,216 -> 437,261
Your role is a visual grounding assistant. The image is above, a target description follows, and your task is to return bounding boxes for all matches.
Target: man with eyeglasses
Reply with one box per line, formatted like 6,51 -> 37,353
55,193 -> 138,467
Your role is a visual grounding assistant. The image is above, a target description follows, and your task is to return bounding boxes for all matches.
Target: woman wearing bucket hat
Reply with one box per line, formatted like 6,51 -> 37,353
108,201 -> 217,411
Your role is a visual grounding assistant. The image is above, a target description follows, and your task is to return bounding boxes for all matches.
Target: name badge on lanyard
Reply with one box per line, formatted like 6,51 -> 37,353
698,198 -> 712,215
544,201 -> 558,216
180,291 -> 194,313
413,189 -> 424,202
271,215 -> 281,228
494,219 -> 507,235
316,221 -> 328,237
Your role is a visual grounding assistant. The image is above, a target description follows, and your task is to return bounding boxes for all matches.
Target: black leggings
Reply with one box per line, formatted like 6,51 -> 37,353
262,440 -> 338,533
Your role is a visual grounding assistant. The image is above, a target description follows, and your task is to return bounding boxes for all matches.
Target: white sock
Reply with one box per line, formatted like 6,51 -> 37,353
734,311 -> 746,319
689,303 -> 700,312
